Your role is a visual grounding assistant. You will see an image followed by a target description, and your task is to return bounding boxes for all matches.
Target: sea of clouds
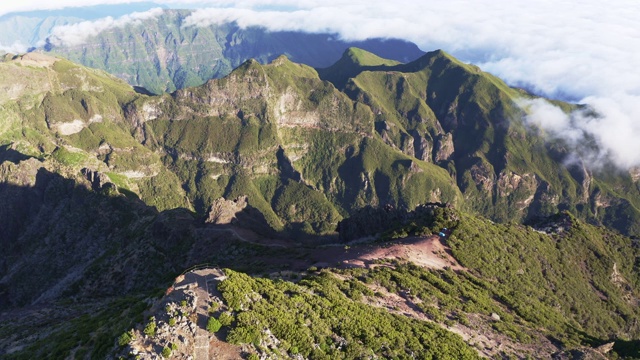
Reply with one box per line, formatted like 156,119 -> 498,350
2,0 -> 639,168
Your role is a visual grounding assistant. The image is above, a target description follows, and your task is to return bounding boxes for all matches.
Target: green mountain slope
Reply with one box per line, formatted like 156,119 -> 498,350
125,55 -> 461,236
0,52 -> 189,212
4,49 -> 640,238
42,9 -> 425,94
1,50 -> 640,357
320,48 -> 640,234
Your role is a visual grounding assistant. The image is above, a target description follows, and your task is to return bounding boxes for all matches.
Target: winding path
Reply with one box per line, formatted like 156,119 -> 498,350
182,268 -> 226,360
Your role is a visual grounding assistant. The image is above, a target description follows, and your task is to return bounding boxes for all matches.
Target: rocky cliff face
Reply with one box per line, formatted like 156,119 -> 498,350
321,49 -> 640,230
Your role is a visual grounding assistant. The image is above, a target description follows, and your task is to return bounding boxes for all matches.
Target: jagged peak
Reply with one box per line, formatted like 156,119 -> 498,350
241,58 -> 261,66
264,55 -> 320,80
317,47 -> 401,89
400,49 -> 476,74
270,54 -> 291,65
229,58 -> 265,75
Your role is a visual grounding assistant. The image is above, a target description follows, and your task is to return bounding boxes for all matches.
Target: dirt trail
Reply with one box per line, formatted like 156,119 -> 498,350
176,268 -> 241,360
310,235 -> 465,271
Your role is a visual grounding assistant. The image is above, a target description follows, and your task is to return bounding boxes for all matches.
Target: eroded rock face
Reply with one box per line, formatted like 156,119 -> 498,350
412,131 -> 433,162
469,161 -> 495,192
434,133 -> 454,163
205,196 -> 248,224
567,160 -> 592,203
81,168 -> 110,191
496,171 -> 539,210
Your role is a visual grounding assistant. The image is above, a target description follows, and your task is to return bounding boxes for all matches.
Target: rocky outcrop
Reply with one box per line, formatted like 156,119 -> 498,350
412,131 -> 433,162
525,212 -> 574,235
469,160 -> 495,192
567,160 -> 592,203
205,196 -> 248,224
434,133 -> 454,163
81,168 -> 111,191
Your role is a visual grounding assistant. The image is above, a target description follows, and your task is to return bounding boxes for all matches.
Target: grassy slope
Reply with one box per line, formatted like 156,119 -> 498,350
5,49 -> 640,237
0,52 -> 640,358
0,55 -> 190,211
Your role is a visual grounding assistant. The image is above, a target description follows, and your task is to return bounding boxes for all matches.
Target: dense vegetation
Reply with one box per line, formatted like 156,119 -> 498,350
212,208 -> 640,359
3,295 -> 149,360
449,212 -> 640,344
218,269 -> 480,359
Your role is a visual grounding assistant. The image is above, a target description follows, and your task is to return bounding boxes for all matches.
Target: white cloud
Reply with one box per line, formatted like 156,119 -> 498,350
46,8 -> 164,47
518,96 -> 640,169
0,1 -> 137,16
0,1 -> 238,17
0,41 -> 30,54
180,1 -> 640,99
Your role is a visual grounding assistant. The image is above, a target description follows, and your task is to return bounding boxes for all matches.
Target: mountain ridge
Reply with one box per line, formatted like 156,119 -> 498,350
2,48 -> 640,359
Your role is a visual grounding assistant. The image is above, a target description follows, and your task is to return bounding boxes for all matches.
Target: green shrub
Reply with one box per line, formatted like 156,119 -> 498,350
161,346 -> 171,358
143,318 -> 156,337
208,302 -> 219,313
206,317 -> 222,333
117,331 -> 132,347
218,312 -> 234,327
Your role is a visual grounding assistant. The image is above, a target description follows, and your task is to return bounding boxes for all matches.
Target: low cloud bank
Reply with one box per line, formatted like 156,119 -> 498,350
46,7 -> 163,47
0,41 -> 29,54
0,0 -> 157,16
519,97 -> 640,170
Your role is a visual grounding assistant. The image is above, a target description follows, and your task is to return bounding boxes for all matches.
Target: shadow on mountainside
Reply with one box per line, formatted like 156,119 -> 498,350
0,164 -> 194,308
0,158 -> 337,309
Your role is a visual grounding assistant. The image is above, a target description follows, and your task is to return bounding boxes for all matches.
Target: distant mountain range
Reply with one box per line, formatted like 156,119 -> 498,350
39,9 -> 425,94
0,2 -> 165,51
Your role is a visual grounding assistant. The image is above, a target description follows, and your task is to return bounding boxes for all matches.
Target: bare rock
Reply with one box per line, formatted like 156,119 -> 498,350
596,342 -> 614,354
434,132 -> 454,162
81,168 -> 111,191
205,196 -> 248,224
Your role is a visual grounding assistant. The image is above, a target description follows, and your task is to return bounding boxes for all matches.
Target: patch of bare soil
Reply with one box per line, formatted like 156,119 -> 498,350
310,235 -> 466,271
15,53 -> 58,67
447,315 -> 560,358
